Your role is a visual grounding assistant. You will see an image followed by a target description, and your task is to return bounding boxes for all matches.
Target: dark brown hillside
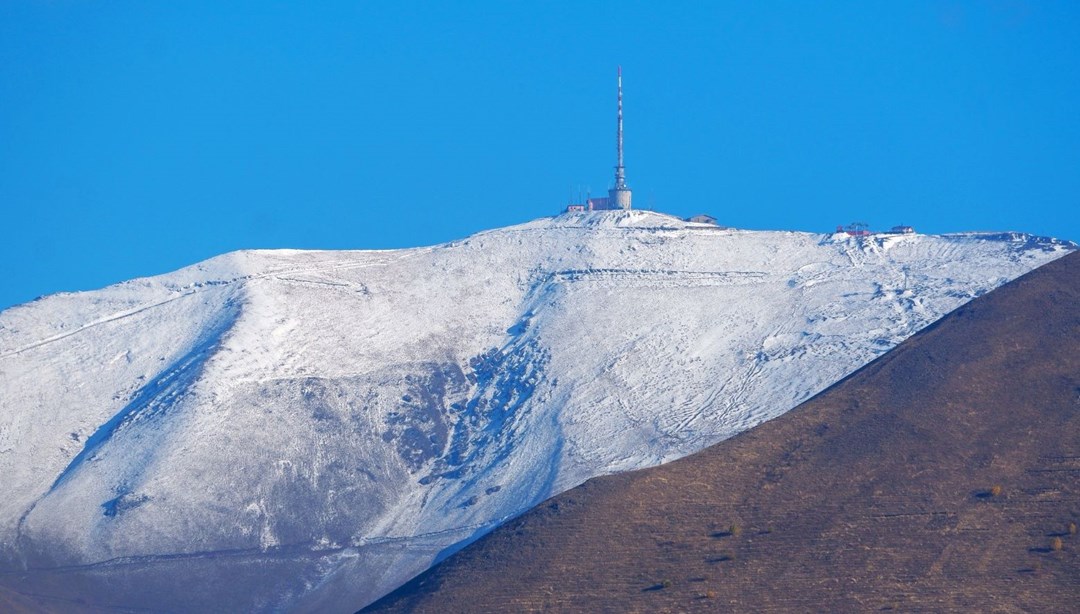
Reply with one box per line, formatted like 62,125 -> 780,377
364,251 -> 1080,613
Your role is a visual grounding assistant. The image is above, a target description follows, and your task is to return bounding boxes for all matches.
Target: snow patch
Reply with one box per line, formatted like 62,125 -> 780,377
0,211 -> 1073,611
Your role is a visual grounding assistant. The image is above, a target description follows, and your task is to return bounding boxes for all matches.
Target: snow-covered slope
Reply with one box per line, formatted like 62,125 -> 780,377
0,211 -> 1072,612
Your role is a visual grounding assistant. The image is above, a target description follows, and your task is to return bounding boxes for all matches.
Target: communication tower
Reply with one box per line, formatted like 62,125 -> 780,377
608,66 -> 632,210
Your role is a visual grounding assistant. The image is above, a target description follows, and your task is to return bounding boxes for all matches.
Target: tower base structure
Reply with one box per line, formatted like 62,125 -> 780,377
609,187 -> 632,210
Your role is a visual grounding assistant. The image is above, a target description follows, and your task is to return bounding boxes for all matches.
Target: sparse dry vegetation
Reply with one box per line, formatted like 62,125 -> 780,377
364,252 -> 1080,614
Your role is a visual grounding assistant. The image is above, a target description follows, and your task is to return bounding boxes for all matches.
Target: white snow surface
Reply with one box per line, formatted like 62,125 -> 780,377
0,211 -> 1073,611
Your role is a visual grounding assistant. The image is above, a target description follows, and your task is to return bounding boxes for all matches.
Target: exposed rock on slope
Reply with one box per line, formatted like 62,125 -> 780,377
0,211 -> 1072,611
366,251 -> 1080,613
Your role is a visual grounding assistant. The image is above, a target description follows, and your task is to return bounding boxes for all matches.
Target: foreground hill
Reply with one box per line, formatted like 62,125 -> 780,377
366,251 -> 1080,612
0,211 -> 1072,611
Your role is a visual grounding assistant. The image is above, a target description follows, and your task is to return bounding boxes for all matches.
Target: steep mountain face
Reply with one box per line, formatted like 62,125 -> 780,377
0,211 -> 1072,612
364,251 -> 1080,614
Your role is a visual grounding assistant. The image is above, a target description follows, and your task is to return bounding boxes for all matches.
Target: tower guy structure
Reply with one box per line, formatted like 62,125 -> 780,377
564,67 -> 633,212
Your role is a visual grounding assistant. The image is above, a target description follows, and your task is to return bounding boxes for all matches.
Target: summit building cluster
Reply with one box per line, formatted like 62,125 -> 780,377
562,70 -> 917,236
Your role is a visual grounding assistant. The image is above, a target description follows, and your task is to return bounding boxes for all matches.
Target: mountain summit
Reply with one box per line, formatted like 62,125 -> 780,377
0,211 -> 1072,611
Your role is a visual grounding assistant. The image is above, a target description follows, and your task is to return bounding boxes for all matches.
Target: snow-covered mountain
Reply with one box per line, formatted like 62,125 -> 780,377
0,210 -> 1072,612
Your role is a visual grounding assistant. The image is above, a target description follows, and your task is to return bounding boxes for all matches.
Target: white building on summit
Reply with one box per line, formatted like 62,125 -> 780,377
567,67 -> 632,212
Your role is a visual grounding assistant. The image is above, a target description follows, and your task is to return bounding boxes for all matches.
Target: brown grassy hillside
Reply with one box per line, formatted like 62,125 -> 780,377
365,250 -> 1080,613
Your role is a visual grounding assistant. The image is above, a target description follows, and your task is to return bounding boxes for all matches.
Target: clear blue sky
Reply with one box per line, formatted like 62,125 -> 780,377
2,2 -> 1078,310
